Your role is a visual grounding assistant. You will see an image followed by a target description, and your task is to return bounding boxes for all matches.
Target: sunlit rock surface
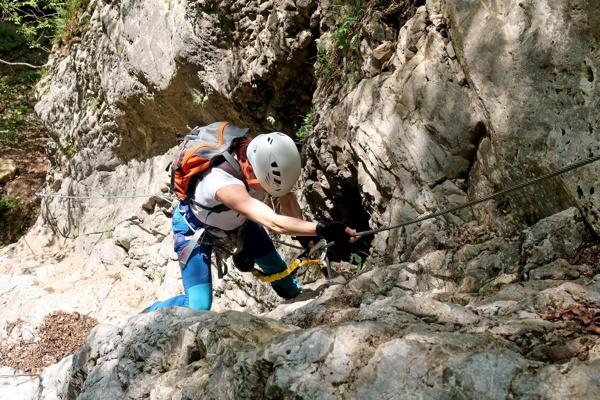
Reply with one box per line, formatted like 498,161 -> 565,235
1,0 -> 600,398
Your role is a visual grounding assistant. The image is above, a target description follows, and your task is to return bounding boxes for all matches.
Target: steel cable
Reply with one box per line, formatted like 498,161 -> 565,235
352,153 -> 600,237
33,155 -> 600,240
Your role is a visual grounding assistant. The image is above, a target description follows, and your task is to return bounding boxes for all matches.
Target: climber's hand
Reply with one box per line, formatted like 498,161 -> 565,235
316,220 -> 359,244
294,235 -> 320,249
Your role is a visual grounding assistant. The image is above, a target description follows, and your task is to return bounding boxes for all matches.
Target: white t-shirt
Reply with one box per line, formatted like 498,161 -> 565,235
189,166 -> 265,231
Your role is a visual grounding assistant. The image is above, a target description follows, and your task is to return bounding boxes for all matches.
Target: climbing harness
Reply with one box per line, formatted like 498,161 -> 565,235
350,153 -> 600,237
179,223 -> 243,279
179,226 -> 205,268
177,202 -> 244,279
212,230 -> 244,279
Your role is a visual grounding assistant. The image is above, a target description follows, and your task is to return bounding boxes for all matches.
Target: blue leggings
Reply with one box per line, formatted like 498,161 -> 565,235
147,208 -> 301,311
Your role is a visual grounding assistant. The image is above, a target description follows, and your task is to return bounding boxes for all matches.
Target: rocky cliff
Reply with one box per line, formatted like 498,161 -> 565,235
1,0 -> 600,398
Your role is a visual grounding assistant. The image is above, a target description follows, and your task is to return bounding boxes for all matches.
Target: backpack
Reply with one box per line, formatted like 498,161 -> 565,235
166,121 -> 250,212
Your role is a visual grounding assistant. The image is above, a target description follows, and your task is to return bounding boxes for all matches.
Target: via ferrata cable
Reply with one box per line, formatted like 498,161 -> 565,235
351,153 -> 600,238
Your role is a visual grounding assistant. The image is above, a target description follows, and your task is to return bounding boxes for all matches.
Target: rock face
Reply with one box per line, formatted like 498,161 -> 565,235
448,0 -> 600,232
35,0 -> 317,238
1,0 -> 600,398
303,0 -> 600,265
39,290 -> 600,400
37,247 -> 600,399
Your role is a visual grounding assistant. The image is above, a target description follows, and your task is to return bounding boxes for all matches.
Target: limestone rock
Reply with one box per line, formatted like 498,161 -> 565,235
446,0 -> 600,235
0,158 -> 17,183
2,0 -> 600,398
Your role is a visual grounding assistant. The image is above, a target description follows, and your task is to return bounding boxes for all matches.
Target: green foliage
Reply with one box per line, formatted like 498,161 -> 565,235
332,15 -> 358,52
86,95 -> 99,110
61,140 -> 76,159
154,270 -> 164,283
0,196 -> 25,243
0,24 -> 26,48
0,195 -> 18,210
54,0 -> 91,46
1,0 -> 62,49
314,0 -> 365,88
0,23 -> 47,246
0,60 -> 43,143
331,0 -> 364,52
315,46 -> 332,77
349,252 -> 363,270
0,0 -> 91,50
191,88 -> 206,106
102,226 -> 114,238
295,105 -> 316,144
348,69 -> 363,86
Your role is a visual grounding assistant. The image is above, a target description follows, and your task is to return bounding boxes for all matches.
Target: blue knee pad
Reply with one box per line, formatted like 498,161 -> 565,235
255,249 -> 301,299
187,283 -> 212,310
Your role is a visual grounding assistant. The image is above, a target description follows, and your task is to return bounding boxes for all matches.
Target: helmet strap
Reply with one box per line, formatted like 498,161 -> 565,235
241,159 -> 260,185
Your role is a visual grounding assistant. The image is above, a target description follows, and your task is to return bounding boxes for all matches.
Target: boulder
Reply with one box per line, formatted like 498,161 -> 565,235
0,158 -> 17,183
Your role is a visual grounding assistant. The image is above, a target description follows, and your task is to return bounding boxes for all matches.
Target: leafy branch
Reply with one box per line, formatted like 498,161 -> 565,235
1,0 -> 92,64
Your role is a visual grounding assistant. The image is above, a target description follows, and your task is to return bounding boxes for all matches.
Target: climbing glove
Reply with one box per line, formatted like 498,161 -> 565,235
294,235 -> 320,249
316,220 -> 351,245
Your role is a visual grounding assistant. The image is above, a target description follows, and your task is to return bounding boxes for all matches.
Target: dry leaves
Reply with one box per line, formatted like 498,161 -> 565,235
0,311 -> 98,374
538,303 -> 600,335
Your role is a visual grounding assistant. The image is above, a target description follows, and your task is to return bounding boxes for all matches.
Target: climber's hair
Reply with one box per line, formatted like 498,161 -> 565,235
233,136 -> 251,162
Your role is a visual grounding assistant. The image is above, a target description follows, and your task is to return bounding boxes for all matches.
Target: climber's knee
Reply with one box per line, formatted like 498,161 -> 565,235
187,283 -> 212,310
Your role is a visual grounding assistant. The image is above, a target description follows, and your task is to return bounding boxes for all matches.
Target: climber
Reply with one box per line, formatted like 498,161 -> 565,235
146,130 -> 359,312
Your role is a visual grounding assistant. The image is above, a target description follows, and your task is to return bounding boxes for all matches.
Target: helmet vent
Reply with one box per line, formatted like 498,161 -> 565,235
247,132 -> 300,197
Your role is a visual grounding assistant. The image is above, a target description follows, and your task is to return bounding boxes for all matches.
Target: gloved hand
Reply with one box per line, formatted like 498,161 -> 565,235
316,220 -> 351,245
294,235 -> 320,249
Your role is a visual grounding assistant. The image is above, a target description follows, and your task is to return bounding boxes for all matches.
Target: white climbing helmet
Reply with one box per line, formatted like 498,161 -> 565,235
246,132 -> 301,197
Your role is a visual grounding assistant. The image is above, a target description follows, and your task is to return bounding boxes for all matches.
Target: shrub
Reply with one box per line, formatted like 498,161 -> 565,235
0,196 -> 25,244
0,0 -> 91,50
